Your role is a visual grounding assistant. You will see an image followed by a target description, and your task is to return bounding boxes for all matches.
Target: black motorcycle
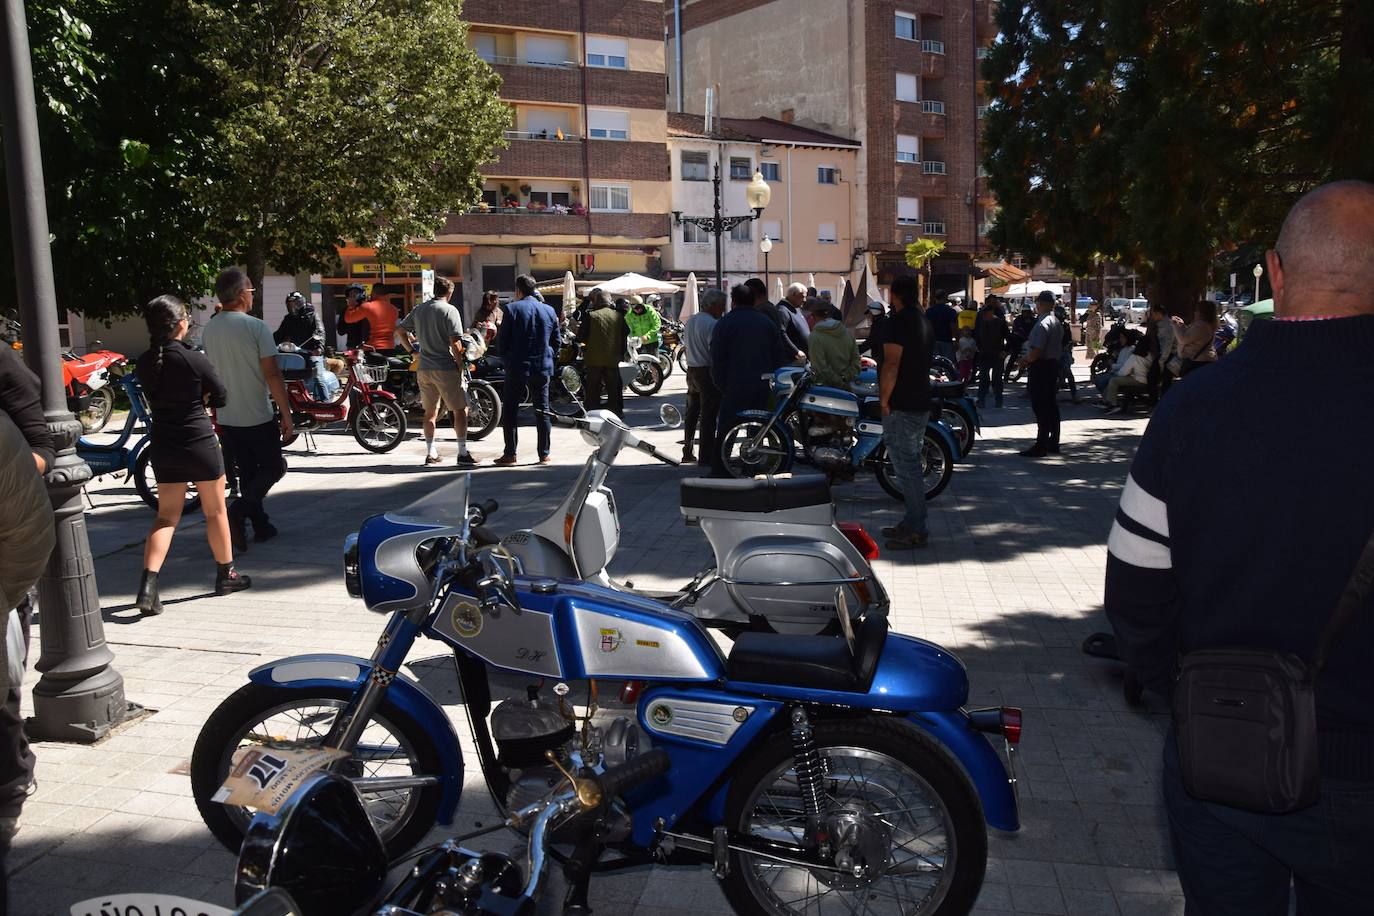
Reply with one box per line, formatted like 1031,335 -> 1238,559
372,351 -> 502,441
470,347 -> 585,418
1089,321 -> 1143,376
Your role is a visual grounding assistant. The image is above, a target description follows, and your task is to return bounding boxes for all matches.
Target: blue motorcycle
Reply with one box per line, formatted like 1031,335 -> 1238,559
721,367 -> 962,501
191,475 -> 1020,915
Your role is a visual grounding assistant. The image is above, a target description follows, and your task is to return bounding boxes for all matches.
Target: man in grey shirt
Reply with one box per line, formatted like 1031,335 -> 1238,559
399,276 -> 477,466
202,267 -> 294,548
1018,290 -> 1064,457
682,289 -> 725,466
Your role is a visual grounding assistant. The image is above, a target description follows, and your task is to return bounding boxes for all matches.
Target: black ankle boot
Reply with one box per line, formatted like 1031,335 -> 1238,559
214,562 -> 252,596
135,570 -> 163,616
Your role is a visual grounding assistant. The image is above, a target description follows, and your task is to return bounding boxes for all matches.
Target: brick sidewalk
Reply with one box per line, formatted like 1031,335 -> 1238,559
11,360 -> 1185,916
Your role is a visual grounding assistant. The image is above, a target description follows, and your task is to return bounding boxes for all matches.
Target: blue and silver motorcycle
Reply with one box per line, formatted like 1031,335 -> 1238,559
192,475 -> 1020,915
720,367 -> 962,501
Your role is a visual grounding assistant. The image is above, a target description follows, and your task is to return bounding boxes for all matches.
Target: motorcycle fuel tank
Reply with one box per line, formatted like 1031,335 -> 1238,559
799,386 -> 861,418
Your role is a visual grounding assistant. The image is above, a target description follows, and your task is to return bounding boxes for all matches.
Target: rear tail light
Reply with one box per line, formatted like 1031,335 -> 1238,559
969,706 -> 1022,745
838,522 -> 880,560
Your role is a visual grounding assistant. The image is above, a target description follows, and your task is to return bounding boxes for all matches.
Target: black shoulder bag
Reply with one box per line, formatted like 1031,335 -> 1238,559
1173,531 -> 1374,814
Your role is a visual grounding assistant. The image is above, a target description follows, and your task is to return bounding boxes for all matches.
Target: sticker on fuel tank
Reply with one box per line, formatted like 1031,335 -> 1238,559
451,600 -> 482,638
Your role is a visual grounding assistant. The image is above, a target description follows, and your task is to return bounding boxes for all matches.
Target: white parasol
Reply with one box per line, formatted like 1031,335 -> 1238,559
679,273 -> 700,322
594,272 -> 680,297
774,277 -> 785,302
562,270 -> 577,312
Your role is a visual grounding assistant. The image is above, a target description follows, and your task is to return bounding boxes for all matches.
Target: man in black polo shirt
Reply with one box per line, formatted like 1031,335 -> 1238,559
878,275 -> 934,549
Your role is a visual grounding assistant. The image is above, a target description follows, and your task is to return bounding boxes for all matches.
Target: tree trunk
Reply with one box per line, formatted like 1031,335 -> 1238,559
1331,0 -> 1374,179
245,235 -> 267,318
1150,259 -> 1205,319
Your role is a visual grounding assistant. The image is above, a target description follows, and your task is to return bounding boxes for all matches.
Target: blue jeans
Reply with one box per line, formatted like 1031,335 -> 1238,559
1163,734 -> 1374,915
882,410 -> 929,536
501,373 -> 551,459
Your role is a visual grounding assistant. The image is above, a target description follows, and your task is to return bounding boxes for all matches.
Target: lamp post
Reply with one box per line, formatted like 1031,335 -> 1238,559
673,163 -> 771,291
760,235 -> 773,291
2,0 -> 128,740
1252,263 -> 1263,304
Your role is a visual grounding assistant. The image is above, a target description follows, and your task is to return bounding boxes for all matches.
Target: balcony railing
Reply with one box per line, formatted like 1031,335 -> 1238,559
922,160 -> 947,175
478,53 -> 578,70
921,100 -> 946,115
469,204 -> 588,216
504,130 -> 583,142
976,47 -> 992,60
923,221 -> 947,236
921,39 -> 945,54
977,105 -> 990,119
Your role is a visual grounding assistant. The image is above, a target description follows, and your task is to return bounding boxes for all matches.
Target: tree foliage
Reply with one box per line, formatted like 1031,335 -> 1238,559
982,0 -> 1374,312
905,238 -> 946,307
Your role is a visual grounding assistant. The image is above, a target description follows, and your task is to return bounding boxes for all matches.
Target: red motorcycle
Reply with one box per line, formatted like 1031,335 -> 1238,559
276,347 -> 407,453
2,310 -> 126,433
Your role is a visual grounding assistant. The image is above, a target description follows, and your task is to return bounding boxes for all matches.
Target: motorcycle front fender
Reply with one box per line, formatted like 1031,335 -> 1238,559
247,653 -> 464,826
958,396 -> 981,431
928,419 -> 962,464
908,710 -> 1019,832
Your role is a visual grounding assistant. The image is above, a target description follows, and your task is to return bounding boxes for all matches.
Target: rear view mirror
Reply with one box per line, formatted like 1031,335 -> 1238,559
659,404 -> 683,428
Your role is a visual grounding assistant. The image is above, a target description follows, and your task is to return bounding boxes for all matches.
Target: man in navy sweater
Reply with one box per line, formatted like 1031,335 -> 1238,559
709,284 -> 793,477
1106,180 -> 1374,915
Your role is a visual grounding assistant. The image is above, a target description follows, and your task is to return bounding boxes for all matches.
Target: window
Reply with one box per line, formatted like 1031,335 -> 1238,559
525,36 -> 572,66
730,157 -> 752,180
681,150 -> 710,181
817,167 -> 838,185
896,72 -> 919,102
895,12 -> 916,40
587,108 -> 630,141
818,222 -> 838,244
523,107 -> 572,138
472,33 -> 498,63
586,36 -> 628,69
761,220 -> 783,243
759,161 -> 780,182
589,184 -> 630,212
682,222 -> 709,245
897,197 -> 920,225
1012,256 -> 1028,270
480,188 -> 500,207
728,221 -> 752,242
527,190 -> 572,208
897,134 -> 919,163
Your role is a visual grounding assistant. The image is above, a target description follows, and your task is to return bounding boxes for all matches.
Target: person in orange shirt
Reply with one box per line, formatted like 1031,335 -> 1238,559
344,283 -> 400,354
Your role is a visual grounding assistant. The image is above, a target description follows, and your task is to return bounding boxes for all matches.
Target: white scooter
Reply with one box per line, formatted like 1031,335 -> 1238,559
490,409 -> 888,635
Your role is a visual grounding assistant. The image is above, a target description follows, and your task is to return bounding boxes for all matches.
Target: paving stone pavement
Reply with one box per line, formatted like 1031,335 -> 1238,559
10,357 -> 1187,916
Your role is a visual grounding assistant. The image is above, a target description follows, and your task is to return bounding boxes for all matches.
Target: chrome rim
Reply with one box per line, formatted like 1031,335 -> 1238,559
880,441 -> 944,496
221,698 -> 425,841
943,412 -> 970,451
739,747 -> 957,915
468,388 -> 495,430
357,403 -> 402,447
723,423 -> 787,477
80,388 -> 114,432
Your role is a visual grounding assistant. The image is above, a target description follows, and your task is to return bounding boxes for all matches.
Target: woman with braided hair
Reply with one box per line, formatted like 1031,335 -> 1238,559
133,295 -> 249,615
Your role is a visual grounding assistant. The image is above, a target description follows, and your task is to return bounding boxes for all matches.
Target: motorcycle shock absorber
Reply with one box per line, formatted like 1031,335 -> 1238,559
789,707 -> 830,852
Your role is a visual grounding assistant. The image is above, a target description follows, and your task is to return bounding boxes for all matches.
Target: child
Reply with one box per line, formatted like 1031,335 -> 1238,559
956,327 -> 977,381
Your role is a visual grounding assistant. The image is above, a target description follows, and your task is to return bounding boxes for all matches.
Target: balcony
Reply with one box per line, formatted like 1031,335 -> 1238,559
922,160 -> 946,175
918,101 -> 946,137
976,0 -> 998,37
479,53 -> 578,70
445,209 -> 590,238
920,48 -> 946,79
493,61 -> 582,105
977,105 -> 991,120
923,221 -> 948,236
915,0 -> 946,14
488,137 -> 586,180
921,39 -> 945,54
922,100 -> 946,115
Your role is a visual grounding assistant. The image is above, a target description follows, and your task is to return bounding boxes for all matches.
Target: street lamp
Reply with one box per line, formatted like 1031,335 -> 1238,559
673,164 -> 771,291
760,235 -> 773,290
2,0 -> 128,740
1252,263 -> 1263,303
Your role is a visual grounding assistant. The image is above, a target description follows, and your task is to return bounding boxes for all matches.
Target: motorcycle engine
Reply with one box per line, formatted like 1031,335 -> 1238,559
804,416 -> 856,471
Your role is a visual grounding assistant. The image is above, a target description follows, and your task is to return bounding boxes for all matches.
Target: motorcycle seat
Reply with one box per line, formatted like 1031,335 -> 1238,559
931,378 -> 969,399
726,615 -> 888,693
680,475 -> 831,513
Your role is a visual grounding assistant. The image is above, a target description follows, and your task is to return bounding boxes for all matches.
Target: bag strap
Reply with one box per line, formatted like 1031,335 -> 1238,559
1313,529 -> 1374,671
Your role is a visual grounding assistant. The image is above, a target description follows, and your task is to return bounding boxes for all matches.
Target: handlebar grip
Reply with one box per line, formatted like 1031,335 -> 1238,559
480,499 -> 499,516
594,749 -> 670,802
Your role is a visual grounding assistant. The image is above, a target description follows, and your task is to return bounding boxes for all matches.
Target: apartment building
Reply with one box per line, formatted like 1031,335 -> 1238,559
664,114 -> 860,291
667,0 -> 999,299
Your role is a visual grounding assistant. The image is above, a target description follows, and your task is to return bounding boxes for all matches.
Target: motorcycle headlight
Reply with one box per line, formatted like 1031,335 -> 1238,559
343,533 -> 360,598
561,364 -> 582,394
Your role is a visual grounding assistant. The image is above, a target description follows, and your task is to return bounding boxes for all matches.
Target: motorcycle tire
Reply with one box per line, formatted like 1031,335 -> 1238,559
676,347 -> 688,375
351,400 -> 407,453
720,716 -> 986,916
133,449 -> 203,514
874,431 -> 953,502
720,420 -> 793,479
629,361 -> 664,397
941,403 -> 976,459
78,386 -> 116,435
658,353 -> 673,380
465,380 -> 501,441
191,683 -> 444,859
1089,352 -> 1114,376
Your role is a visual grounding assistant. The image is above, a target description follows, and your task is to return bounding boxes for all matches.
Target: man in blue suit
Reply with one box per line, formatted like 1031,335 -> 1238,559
494,275 -> 561,465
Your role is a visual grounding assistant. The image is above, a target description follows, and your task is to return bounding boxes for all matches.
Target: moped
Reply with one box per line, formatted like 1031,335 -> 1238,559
191,473 -> 1020,916
275,348 -> 407,453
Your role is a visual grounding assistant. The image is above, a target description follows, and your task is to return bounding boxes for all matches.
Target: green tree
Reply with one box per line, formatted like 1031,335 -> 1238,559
982,1 -> 1374,313
185,0 -> 510,313
905,238 -> 946,307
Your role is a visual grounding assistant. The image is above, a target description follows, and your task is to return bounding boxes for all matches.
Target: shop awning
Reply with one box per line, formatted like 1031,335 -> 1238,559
979,262 -> 1031,286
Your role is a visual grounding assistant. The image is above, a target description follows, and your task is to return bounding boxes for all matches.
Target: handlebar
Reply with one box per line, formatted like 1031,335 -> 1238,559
635,439 -> 680,467
593,748 -> 670,801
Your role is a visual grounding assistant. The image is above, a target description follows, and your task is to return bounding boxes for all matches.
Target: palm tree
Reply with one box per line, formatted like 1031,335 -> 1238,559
904,238 -> 946,308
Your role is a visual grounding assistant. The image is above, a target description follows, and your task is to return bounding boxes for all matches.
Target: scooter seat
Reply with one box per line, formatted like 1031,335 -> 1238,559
726,615 -> 888,693
680,475 -> 831,514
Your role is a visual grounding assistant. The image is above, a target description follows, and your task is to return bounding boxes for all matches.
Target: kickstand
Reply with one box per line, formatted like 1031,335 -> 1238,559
83,489 -> 95,510
304,429 -> 318,455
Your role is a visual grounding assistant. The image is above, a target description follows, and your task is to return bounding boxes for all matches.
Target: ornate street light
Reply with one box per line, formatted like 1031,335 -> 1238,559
760,235 -> 773,291
1252,262 -> 1263,304
673,165 -> 772,291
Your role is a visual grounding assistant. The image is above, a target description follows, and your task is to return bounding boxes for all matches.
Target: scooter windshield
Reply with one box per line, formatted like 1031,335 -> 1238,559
393,473 -> 471,527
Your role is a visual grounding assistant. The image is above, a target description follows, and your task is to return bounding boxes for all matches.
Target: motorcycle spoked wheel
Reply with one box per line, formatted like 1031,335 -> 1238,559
1089,352 -> 1114,376
676,347 -> 688,375
720,421 -> 793,479
351,400 -> 408,453
78,387 -> 116,435
720,717 -> 986,916
190,683 -> 444,859
874,431 -> 953,502
133,450 -> 204,514
941,404 -> 976,458
658,353 -> 674,380
629,360 -> 665,397
465,381 -> 501,440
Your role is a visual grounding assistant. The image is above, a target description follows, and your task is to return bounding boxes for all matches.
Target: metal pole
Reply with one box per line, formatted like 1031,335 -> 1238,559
1,0 -> 128,741
764,250 -> 770,292
713,162 -> 724,292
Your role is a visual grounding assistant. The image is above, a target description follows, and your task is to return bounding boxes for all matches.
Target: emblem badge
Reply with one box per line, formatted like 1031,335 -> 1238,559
599,628 -> 622,652
649,704 -> 673,727
451,601 -> 482,639
732,707 -> 750,723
